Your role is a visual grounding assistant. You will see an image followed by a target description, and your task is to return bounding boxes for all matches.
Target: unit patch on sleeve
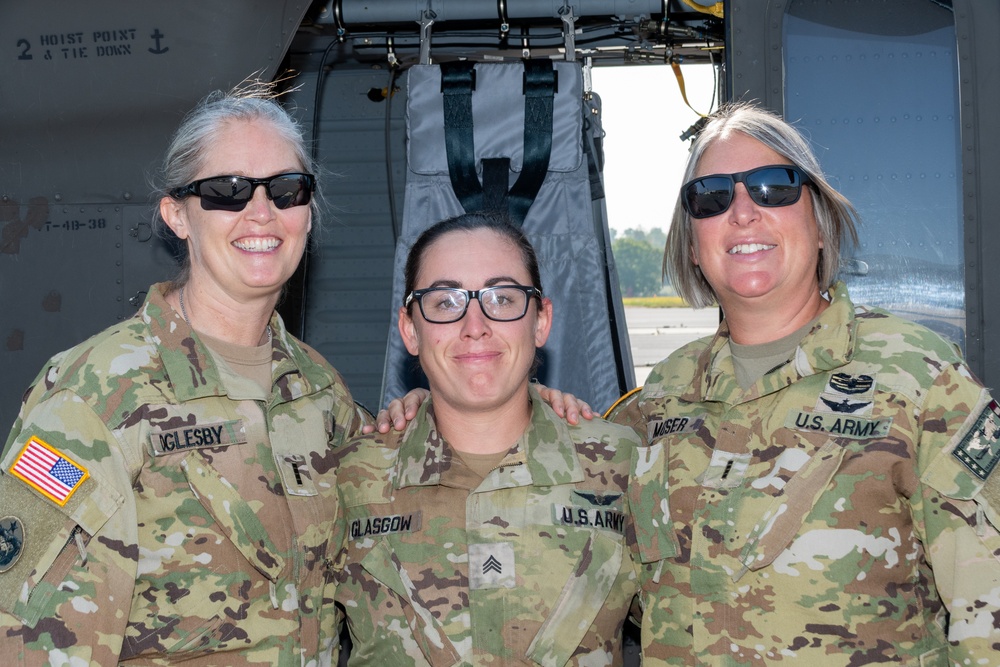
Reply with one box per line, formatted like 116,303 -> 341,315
9,436 -> 89,506
953,399 -> 1000,481
0,516 -> 25,573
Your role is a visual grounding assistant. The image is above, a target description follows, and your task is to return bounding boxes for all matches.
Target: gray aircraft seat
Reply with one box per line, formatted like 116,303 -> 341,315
381,59 -> 634,411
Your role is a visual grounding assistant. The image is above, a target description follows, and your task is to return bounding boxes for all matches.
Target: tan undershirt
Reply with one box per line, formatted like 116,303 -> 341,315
199,331 -> 273,395
453,448 -> 509,480
730,318 -> 817,390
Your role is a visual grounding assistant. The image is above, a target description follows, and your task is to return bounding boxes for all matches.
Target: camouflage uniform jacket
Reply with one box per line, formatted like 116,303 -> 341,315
0,282 -> 366,666
612,282 -> 1000,666
333,386 -> 640,666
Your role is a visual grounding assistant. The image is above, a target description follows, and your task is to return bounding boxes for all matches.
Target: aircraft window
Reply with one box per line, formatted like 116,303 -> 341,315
784,0 -> 964,351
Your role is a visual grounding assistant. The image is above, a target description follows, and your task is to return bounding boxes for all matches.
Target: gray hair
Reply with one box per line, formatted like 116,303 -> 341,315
664,102 -> 860,308
155,80 -> 319,285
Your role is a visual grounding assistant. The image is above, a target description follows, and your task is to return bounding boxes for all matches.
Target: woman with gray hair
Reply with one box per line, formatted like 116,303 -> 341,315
0,82 -> 374,664
609,102 -> 1000,664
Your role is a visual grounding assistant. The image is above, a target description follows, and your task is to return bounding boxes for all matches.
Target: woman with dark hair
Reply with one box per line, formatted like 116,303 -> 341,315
333,212 -> 640,665
0,82 -> 373,664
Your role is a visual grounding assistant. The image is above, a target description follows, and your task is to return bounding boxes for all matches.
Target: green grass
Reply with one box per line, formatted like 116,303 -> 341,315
622,295 -> 690,308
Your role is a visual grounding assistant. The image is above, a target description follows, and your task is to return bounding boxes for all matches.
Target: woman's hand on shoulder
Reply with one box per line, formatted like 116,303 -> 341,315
534,383 -> 595,424
362,388 -> 430,434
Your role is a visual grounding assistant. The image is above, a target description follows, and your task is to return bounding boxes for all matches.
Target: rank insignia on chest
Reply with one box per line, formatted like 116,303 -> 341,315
468,541 -> 516,590
953,399 -> 1000,480
9,436 -> 89,506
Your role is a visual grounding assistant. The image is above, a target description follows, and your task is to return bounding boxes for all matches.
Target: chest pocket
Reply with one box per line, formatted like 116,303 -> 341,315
628,442 -> 679,564
358,540 -> 462,667
181,452 -> 285,581
526,530 -> 624,667
734,437 -> 851,580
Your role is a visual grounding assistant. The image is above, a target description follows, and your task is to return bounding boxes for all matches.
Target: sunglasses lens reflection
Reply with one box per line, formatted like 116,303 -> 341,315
686,176 -> 734,217
268,176 -> 311,209
684,167 -> 805,219
196,175 -> 312,212
746,168 -> 801,206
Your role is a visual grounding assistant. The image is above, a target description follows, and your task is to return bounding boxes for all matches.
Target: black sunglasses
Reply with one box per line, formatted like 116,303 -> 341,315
170,173 -> 315,212
681,165 -> 813,219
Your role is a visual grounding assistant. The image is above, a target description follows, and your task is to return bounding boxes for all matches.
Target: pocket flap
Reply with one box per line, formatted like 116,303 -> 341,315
628,443 -> 679,563
181,452 -> 284,581
359,540 -> 462,667
526,531 -> 623,667
736,438 -> 849,577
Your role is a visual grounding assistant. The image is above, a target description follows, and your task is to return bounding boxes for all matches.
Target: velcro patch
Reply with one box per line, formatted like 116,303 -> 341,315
553,504 -> 626,534
787,410 -> 891,440
278,454 -> 318,497
150,420 -> 246,455
697,450 -> 751,489
0,516 -> 25,573
469,542 -> 516,590
9,436 -> 89,506
349,511 -> 422,540
953,400 -> 1000,481
647,416 -> 702,441
815,372 -> 877,417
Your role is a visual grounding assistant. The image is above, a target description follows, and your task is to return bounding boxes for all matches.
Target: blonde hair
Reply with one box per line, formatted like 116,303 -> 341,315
664,103 -> 860,308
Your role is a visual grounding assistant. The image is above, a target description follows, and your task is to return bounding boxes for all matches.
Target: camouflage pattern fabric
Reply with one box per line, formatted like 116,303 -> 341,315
613,281 -> 1000,665
0,282 -> 367,666
333,386 -> 640,666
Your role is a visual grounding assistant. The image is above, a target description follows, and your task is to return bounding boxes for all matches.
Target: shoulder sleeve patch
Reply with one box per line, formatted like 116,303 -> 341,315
0,516 -> 25,573
8,436 -> 89,506
952,400 -> 1000,481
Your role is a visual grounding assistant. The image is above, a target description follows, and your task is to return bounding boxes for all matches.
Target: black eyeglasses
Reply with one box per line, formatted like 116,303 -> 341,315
170,173 -> 315,212
681,165 -> 813,219
405,285 -> 542,324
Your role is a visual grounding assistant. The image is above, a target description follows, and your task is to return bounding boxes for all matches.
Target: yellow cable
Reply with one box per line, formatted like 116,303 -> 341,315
671,60 -> 708,118
603,386 -> 643,420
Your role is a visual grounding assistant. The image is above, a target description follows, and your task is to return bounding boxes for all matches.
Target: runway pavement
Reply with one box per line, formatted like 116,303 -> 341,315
623,306 -> 720,385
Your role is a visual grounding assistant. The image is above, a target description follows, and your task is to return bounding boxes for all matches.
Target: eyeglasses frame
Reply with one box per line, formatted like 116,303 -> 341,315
404,285 -> 544,324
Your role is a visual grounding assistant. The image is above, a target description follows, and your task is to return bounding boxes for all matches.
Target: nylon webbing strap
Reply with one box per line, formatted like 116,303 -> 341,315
509,60 -> 556,225
583,114 -> 605,201
482,158 -> 511,211
441,60 -> 556,224
441,61 -> 482,213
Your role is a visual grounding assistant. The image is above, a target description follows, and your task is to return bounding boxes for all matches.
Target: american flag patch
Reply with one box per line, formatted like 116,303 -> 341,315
9,436 -> 89,506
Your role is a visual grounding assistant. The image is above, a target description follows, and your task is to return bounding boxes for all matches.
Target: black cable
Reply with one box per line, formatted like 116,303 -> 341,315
384,64 -> 402,243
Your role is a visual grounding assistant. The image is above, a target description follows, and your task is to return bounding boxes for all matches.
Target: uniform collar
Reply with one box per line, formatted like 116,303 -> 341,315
689,281 -> 857,403
140,282 -> 334,403
394,384 -> 585,489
